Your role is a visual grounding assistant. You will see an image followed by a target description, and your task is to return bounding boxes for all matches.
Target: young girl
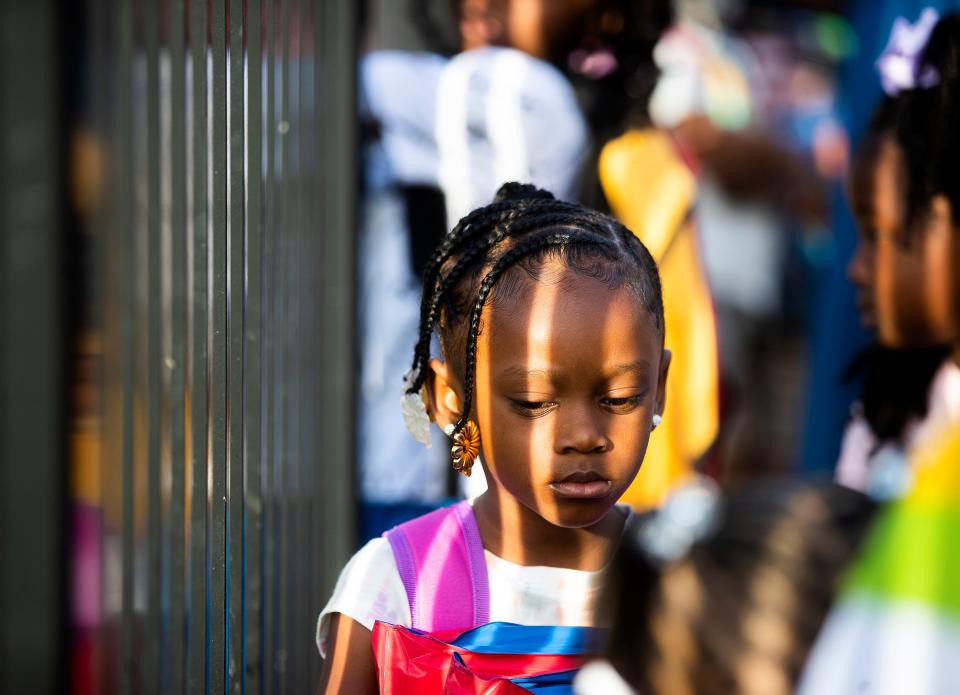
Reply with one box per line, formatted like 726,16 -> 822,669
837,9 -> 960,498
799,11 -> 960,693
317,182 -> 670,693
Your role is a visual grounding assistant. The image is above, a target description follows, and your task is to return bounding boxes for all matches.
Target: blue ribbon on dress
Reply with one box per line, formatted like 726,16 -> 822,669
448,622 -> 606,655
511,668 -> 581,693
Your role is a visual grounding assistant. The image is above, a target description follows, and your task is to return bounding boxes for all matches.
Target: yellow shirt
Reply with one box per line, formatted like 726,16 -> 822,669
600,129 -> 720,508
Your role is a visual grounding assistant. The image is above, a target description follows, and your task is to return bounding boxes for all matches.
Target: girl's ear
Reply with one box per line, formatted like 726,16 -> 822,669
655,349 -> 672,417
426,358 -> 464,430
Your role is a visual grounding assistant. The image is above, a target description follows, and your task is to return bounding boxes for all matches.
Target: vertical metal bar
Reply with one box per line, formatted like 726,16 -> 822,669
144,0 -> 163,690
308,3 -> 331,685
276,0 -> 290,690
227,0 -> 245,690
0,1 -> 63,692
211,0 -> 229,691
310,4 -> 324,688
245,0 -> 264,692
320,0 -> 357,595
188,1 -> 210,693
169,1 -> 188,692
90,0 -> 118,689
294,2 -> 310,688
117,0 -> 136,692
262,1 -> 277,690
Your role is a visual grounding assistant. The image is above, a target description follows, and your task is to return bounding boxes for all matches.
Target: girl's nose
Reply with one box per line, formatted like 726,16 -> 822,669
847,242 -> 871,287
555,406 -> 611,455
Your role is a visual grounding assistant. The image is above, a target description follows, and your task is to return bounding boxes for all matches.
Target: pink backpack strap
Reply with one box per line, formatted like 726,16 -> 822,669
384,500 -> 490,632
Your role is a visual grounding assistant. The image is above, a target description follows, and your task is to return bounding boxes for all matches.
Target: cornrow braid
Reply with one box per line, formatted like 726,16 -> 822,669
605,480 -> 875,694
407,206 -> 601,393
413,196 -> 581,354
569,207 -> 663,323
452,228 -> 619,437
409,208 -> 530,390
421,197 -> 574,292
404,182 -> 666,462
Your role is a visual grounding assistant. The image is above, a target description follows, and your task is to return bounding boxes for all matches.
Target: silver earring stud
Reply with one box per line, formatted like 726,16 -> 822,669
443,423 -> 455,436
652,414 -> 663,430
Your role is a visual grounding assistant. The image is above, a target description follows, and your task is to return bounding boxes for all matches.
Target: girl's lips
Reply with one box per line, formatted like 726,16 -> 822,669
855,289 -> 877,327
857,298 -> 877,327
549,472 -> 612,499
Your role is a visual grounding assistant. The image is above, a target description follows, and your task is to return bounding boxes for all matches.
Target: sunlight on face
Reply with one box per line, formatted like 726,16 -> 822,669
848,136 -> 957,347
472,260 -> 665,530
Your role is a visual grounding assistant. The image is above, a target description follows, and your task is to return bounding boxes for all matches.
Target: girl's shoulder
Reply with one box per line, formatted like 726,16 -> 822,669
315,536 -> 410,658
317,502 -> 635,654
317,501 -> 481,654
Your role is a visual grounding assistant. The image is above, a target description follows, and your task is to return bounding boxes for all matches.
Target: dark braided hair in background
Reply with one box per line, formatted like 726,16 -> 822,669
602,480 -> 875,694
404,181 -> 665,442
849,13 -> 960,447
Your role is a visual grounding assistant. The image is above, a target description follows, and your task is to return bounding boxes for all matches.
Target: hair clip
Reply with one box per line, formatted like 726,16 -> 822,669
568,45 -> 619,80
401,369 -> 432,447
876,8 -> 941,96
635,476 -> 722,567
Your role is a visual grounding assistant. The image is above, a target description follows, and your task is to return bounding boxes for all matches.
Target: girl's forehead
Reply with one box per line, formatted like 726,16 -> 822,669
488,256 -> 650,307
482,271 -> 661,364
489,265 -> 651,319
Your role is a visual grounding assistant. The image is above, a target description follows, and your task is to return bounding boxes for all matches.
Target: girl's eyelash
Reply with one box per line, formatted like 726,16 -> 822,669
509,395 -> 646,415
602,395 -> 645,410
511,399 -> 556,413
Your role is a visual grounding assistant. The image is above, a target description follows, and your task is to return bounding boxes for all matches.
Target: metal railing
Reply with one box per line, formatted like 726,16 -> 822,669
88,0 -> 357,691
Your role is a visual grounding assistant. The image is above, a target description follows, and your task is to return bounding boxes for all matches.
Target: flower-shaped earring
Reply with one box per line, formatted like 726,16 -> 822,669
450,420 -> 481,477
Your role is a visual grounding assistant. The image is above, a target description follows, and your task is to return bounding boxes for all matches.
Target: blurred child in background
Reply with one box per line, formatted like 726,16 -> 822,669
575,478 -> 875,695
801,10 -> 960,693
836,9 -> 960,497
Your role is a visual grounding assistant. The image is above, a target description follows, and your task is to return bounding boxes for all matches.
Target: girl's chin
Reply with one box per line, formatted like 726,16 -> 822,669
538,497 -> 620,529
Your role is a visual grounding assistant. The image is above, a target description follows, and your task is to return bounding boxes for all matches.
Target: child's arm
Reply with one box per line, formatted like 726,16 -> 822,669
316,613 -> 379,695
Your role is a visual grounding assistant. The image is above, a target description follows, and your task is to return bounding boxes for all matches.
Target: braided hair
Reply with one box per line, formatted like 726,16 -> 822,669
847,14 -> 960,446
602,480 -> 875,695
404,181 -> 664,441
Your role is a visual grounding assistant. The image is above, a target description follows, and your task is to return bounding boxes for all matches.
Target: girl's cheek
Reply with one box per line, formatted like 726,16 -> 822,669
922,232 -> 957,342
875,240 -> 951,346
615,414 -> 653,452
480,404 -> 543,471
936,229 -> 960,340
874,240 -> 900,344
889,231 -> 958,346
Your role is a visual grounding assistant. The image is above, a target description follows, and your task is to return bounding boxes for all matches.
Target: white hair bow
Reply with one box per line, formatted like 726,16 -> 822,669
876,8 -> 941,96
